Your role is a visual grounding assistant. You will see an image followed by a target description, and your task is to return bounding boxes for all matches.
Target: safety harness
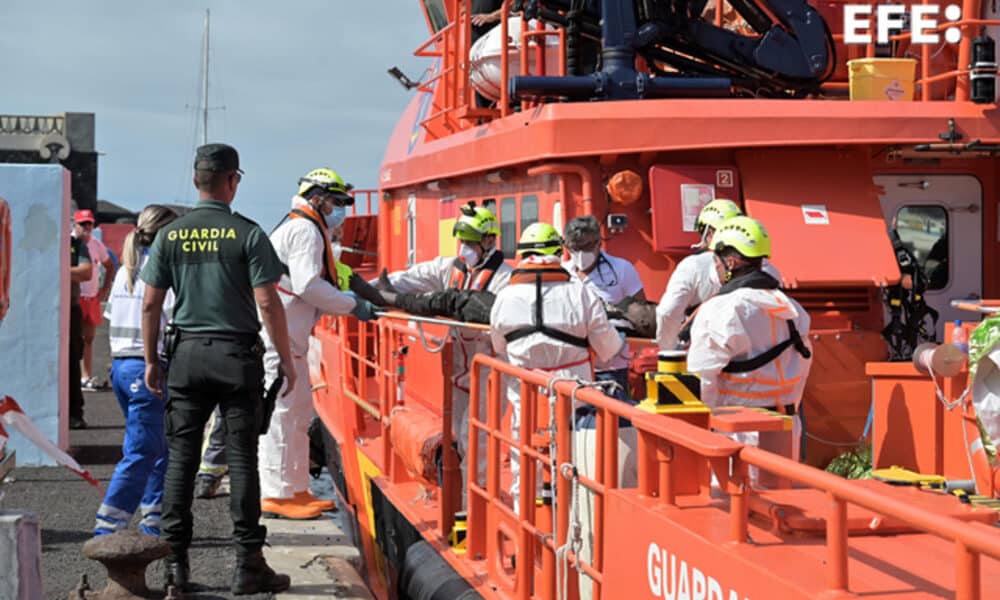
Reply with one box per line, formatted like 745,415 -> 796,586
696,269 -> 812,372
503,262 -> 589,348
287,206 -> 352,291
882,231 -> 938,360
723,320 -> 811,373
447,249 -> 505,291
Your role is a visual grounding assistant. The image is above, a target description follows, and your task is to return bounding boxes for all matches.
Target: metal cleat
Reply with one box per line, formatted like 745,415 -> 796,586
73,530 -> 170,599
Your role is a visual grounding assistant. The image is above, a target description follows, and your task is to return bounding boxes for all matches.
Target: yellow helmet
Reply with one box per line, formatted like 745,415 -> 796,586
712,215 -> 771,258
452,203 -> 499,243
517,222 -> 563,256
696,198 -> 742,234
298,168 -> 354,204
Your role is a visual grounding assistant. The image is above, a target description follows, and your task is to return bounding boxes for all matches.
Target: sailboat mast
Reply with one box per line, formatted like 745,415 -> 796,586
202,9 -> 210,146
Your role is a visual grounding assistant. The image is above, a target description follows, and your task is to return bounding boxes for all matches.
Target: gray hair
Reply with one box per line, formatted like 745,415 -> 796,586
564,215 -> 601,246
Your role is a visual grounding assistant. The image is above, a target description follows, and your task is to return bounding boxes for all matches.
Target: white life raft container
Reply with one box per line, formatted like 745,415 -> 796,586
469,16 -> 562,102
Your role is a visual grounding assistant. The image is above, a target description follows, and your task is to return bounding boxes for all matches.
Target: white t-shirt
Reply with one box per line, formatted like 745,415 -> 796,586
81,236 -> 110,298
562,251 -> 644,371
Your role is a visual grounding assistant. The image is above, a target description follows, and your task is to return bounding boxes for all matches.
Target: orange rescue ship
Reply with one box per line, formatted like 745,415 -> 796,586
317,0 -> 1000,597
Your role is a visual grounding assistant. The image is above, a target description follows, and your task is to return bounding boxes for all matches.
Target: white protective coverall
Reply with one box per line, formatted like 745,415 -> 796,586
656,251 -> 781,351
489,256 -> 627,600
386,251 -> 513,486
687,286 -> 812,465
258,197 -> 358,499
970,348 -> 1000,444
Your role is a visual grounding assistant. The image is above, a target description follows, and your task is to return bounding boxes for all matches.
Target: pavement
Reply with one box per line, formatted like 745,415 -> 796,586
0,321 -> 370,599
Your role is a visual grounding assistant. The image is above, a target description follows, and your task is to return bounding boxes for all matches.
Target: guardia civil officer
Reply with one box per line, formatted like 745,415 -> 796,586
140,144 -> 296,594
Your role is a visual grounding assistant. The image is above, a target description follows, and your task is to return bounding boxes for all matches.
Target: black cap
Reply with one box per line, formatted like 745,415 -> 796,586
194,143 -> 242,173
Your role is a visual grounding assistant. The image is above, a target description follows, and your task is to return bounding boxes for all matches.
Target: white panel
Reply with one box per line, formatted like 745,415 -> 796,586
0,164 -> 70,465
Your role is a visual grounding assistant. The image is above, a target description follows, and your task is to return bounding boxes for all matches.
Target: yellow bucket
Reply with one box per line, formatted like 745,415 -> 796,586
847,58 -> 917,101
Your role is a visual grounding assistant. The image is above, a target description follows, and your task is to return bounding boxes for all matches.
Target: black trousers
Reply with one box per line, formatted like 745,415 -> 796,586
69,302 -> 85,419
161,335 -> 265,558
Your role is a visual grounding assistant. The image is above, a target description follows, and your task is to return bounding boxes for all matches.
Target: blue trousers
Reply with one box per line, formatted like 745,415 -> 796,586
95,358 -> 168,536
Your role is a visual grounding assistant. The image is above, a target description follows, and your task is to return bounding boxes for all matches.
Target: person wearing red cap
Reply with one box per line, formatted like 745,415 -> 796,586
73,209 -> 116,391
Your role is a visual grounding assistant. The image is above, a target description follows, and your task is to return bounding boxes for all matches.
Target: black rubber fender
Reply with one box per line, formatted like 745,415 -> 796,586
397,541 -> 483,600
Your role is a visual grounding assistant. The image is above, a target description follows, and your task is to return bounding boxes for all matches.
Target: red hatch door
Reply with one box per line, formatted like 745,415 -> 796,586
735,148 -> 900,288
648,165 -> 741,253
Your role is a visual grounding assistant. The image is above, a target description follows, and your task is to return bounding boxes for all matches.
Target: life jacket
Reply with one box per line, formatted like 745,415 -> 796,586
503,261 -> 589,348
704,269 -> 811,373
448,249 -> 505,291
288,205 -> 352,291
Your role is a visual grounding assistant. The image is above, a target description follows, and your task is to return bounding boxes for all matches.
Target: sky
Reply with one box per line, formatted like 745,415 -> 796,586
1,1 -> 431,229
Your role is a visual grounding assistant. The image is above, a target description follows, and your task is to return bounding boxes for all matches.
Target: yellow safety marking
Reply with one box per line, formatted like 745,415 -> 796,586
356,448 -> 382,536
872,466 -> 946,485
356,448 -> 388,576
438,218 -> 457,257
747,406 -> 795,430
640,372 -> 710,415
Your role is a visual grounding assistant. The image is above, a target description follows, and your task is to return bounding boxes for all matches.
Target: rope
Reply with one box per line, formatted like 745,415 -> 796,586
552,379 -> 620,600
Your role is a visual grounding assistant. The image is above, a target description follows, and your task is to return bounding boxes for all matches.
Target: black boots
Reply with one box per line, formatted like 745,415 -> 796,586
164,555 -> 190,591
231,551 -> 291,595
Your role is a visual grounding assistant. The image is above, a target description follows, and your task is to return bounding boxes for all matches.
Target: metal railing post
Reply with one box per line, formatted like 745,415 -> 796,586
956,541 -> 981,600
827,492 -> 849,593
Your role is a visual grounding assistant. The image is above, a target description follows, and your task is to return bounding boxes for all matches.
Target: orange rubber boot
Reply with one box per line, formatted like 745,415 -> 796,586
261,496 -> 322,520
293,491 -> 336,512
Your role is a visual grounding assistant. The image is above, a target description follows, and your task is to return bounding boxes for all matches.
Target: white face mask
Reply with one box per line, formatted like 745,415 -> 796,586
458,243 -> 481,266
331,242 -> 343,262
325,205 -> 347,229
570,250 -> 598,271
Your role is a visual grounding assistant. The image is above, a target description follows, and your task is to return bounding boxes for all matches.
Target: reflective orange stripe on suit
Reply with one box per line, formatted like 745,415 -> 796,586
716,292 -> 803,404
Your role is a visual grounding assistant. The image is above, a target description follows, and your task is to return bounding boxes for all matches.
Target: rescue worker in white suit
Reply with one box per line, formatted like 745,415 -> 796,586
656,199 -> 781,351
489,223 -> 624,600
259,168 -> 377,520
687,216 -> 813,468
379,203 -> 512,490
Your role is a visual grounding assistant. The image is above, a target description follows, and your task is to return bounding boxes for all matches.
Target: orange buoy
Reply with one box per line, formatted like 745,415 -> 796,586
390,406 -> 455,487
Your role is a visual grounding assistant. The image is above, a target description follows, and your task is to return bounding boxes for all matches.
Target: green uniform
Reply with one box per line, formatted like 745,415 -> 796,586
141,200 -> 283,333
140,198 -> 283,561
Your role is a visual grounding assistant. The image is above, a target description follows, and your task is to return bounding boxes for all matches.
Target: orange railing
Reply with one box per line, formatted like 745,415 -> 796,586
326,315 -> 462,538
414,0 -> 568,137
409,0 -> 1000,139
464,352 -> 1000,600
348,188 -> 378,216
320,311 -> 1000,599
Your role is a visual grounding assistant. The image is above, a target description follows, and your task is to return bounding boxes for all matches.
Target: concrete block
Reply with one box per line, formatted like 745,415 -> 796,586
0,165 -> 71,464
0,510 -> 43,600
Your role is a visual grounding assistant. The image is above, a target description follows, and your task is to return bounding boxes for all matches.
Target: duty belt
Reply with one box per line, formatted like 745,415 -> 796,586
176,330 -> 260,345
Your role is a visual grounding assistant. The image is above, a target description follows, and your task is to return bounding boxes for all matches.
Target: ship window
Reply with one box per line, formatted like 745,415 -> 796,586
552,200 -> 563,234
422,0 -> 449,33
521,195 -> 539,233
482,198 -> 496,214
893,205 -> 949,290
500,197 -> 517,256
